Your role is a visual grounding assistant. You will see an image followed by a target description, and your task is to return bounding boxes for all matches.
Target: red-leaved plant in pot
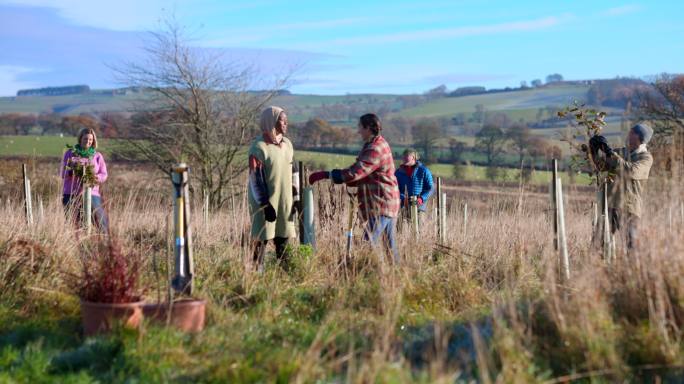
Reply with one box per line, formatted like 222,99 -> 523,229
69,238 -> 144,336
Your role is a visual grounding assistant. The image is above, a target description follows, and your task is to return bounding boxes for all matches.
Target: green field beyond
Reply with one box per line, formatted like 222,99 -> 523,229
0,135 -> 589,185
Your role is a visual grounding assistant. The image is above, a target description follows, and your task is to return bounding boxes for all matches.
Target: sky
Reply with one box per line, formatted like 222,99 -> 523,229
0,0 -> 683,96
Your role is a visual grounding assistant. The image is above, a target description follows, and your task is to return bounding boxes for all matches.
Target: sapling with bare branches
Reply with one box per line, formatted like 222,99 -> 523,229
557,101 -> 614,186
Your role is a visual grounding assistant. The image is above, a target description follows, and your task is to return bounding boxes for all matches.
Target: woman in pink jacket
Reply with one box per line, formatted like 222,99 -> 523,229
60,127 -> 109,232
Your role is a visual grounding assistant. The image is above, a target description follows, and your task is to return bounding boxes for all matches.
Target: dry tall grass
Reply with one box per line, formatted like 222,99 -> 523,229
1,159 -> 683,382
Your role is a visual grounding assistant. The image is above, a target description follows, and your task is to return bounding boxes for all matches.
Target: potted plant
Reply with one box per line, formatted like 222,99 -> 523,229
70,238 -> 144,336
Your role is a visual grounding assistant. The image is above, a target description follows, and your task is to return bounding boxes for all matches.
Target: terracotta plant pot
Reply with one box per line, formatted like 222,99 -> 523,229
80,299 -> 144,336
143,298 -> 206,333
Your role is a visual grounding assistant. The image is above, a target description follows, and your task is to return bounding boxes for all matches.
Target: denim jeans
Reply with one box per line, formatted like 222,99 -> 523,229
63,194 -> 109,232
364,215 -> 399,264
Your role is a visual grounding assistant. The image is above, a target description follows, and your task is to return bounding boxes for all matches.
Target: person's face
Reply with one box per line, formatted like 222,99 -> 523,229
80,133 -> 94,149
357,122 -> 372,140
275,112 -> 288,135
627,129 -> 641,150
402,153 -> 416,166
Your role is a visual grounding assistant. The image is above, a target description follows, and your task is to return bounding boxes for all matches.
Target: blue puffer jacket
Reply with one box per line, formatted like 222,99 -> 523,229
395,161 -> 434,211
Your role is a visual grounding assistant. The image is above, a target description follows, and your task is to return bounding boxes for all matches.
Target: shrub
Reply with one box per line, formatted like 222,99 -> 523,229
69,239 -> 142,303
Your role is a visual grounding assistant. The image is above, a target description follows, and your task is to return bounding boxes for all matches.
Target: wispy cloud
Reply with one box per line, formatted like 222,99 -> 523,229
300,15 -> 570,48
0,65 -> 41,95
202,17 -> 368,47
602,4 -> 642,16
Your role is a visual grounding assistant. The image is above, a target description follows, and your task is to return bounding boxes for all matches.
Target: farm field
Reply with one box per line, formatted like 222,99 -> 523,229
0,156 -> 682,382
0,135 -> 591,185
396,85 -> 590,119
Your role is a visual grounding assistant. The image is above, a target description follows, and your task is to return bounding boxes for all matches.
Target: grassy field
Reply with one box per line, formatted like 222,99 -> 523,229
1,157 -> 682,382
397,85 -> 590,119
1,135 -> 590,185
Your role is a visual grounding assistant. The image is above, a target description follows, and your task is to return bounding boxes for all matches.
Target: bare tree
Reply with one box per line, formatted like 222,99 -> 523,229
412,118 -> 441,163
634,74 -> 684,175
113,19 -> 289,207
506,124 -> 533,166
476,124 -> 507,166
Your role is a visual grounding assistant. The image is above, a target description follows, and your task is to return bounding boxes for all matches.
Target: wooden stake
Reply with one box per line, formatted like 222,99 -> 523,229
439,192 -> 446,245
437,177 -> 443,243
463,202 -> 468,239
84,187 -> 92,235
38,196 -> 44,222
22,164 -> 33,225
298,161 -> 305,244
556,178 -> 570,281
202,188 -> 209,227
602,183 -> 612,262
551,159 -> 558,250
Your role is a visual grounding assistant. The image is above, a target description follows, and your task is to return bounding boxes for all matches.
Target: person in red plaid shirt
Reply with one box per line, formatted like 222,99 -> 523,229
309,113 -> 401,263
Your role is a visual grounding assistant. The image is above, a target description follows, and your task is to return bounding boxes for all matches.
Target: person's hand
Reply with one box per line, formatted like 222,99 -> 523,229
589,135 -> 613,157
417,197 -> 424,206
263,203 -> 277,222
308,171 -> 330,185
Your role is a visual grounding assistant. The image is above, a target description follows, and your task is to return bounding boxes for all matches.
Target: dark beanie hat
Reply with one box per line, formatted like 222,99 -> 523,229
632,122 -> 653,144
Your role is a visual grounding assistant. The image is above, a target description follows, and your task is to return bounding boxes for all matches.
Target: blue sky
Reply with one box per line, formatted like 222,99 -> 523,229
0,0 -> 682,96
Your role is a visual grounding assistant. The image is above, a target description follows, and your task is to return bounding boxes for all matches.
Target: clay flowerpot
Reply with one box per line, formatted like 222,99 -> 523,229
143,298 -> 206,333
80,299 -> 144,336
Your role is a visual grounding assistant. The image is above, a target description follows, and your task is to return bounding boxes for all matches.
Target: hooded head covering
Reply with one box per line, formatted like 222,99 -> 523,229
260,106 -> 285,133
631,122 -> 653,144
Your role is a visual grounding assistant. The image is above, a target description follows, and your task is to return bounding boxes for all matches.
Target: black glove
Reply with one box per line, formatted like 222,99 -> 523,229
288,202 -> 299,222
263,203 -> 277,222
589,135 -> 613,157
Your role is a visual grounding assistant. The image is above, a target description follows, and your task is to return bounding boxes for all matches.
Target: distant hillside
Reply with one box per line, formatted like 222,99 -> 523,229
0,79 -> 640,140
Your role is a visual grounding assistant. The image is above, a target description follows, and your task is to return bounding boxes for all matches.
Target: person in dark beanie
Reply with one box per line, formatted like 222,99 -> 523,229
308,113 -> 401,263
590,122 -> 654,249
395,148 -> 434,223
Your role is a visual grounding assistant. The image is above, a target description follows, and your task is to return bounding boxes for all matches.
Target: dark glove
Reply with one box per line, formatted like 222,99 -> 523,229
589,135 -> 613,157
308,171 -> 330,185
263,203 -> 276,222
289,202 -> 299,222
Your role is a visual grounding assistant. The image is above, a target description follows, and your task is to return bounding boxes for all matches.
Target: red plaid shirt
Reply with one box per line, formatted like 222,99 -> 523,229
339,135 -> 400,220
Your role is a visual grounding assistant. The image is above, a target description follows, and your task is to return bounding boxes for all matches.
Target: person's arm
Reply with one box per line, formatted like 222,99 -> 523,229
396,170 -> 405,203
95,153 -> 108,184
292,157 -> 300,204
606,152 -> 653,180
249,154 -> 269,206
419,167 -> 434,203
60,150 -> 72,179
331,145 -> 381,184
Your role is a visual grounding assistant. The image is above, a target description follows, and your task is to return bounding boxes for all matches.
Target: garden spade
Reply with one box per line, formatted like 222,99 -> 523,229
171,163 -> 194,295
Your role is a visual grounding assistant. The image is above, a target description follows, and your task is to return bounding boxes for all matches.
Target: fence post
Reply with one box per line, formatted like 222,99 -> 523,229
463,202 -> 468,239
22,164 -> 33,225
439,192 -> 446,245
410,196 -> 419,236
437,177 -> 443,243
171,163 -> 193,295
602,183 -> 613,263
344,193 -> 355,266
298,161 -> 305,244
556,178 -> 570,282
38,196 -> 44,222
551,159 -> 558,250
84,187 -> 92,235
202,188 -> 209,227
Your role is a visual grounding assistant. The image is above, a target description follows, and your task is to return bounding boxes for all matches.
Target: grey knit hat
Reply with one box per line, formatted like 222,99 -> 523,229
632,122 -> 653,144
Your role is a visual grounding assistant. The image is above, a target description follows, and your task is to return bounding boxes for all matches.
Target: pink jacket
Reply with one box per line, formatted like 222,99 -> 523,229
60,150 -> 108,197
